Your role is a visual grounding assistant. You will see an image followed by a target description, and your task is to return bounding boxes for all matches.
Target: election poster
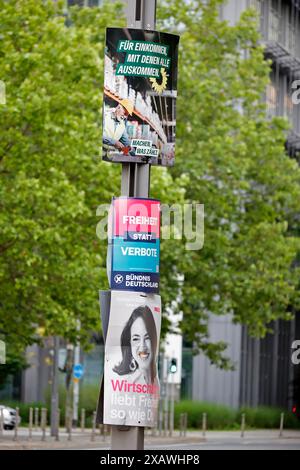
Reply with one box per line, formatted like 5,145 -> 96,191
102,28 -> 179,166
104,291 -> 161,427
108,197 -> 160,294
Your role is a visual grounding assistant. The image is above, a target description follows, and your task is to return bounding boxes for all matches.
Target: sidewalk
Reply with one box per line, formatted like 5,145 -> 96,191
0,428 -> 200,450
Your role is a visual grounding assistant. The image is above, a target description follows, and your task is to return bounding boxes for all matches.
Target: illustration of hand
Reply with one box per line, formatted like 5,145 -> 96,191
115,141 -> 125,151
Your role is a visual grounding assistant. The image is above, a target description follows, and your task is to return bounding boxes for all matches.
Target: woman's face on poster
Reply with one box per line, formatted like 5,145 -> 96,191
130,317 -> 152,371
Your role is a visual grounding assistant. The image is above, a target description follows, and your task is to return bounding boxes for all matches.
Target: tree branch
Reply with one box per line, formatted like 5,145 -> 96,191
0,239 -> 16,254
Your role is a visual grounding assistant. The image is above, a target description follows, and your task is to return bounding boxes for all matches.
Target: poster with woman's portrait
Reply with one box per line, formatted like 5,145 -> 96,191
104,291 -> 161,427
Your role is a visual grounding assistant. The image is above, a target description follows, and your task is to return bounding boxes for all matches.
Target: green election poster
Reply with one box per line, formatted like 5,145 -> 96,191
102,28 -> 179,167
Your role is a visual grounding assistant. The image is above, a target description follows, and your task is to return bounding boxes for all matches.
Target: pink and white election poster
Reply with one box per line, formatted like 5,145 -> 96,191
108,197 -> 160,293
103,291 -> 161,427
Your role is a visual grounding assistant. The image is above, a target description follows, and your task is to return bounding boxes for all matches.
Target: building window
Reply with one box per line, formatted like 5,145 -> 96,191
248,0 -> 261,13
287,10 -> 297,57
67,0 -> 102,5
284,93 -> 293,122
288,25 -> 296,55
67,0 -> 85,6
88,0 -> 102,6
269,2 -> 280,42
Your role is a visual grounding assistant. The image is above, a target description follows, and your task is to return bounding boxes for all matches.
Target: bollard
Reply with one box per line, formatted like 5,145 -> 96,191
65,406 -> 72,433
202,412 -> 207,438
28,407 -> 33,440
169,413 -> 174,437
65,406 -> 69,432
13,407 -> 19,441
44,408 -> 48,436
66,406 -> 72,435
40,408 -> 44,440
0,407 -> 3,436
179,413 -> 181,437
169,383 -> 175,438
158,400 -> 163,437
103,424 -> 107,442
179,413 -> 183,437
55,408 -> 60,441
68,408 -> 72,441
64,407 -> 67,430
163,410 -> 169,437
40,408 -> 44,441
41,408 -> 46,441
184,413 -> 187,437
81,408 -> 85,433
279,412 -> 284,438
34,407 -> 39,431
91,411 -> 96,442
241,413 -> 245,438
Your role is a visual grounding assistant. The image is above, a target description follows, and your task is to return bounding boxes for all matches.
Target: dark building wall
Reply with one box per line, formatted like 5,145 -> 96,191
240,318 -> 296,409
292,313 -> 300,410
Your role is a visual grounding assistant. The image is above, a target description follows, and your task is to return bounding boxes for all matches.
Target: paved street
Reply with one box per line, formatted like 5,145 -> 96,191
0,428 -> 299,450
146,430 -> 300,450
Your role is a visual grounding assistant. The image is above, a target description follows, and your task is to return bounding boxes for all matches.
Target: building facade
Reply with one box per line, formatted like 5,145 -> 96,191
191,0 -> 300,410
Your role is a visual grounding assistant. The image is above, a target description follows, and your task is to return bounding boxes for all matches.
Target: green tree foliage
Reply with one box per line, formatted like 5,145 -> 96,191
0,0 -> 299,378
0,0 -> 115,353
0,0 -> 185,379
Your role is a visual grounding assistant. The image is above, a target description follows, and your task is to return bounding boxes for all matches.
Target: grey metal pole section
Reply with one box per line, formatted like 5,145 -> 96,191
68,407 -> 72,441
34,407 -> 39,431
164,378 -> 169,437
169,372 -> 175,436
50,336 -> 59,436
202,412 -> 207,438
91,411 -> 96,442
81,408 -> 85,433
13,407 -> 19,441
28,407 -> 33,441
55,408 -> 60,441
111,0 -> 156,451
73,320 -> 81,427
279,412 -> 284,438
158,353 -> 164,436
241,413 -> 245,438
41,408 -> 47,441
0,407 -> 3,436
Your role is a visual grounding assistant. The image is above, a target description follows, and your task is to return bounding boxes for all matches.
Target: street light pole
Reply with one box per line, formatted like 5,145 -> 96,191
72,322 -> 80,427
50,336 -> 59,436
110,0 -> 157,451
169,370 -> 175,437
121,0 -> 156,199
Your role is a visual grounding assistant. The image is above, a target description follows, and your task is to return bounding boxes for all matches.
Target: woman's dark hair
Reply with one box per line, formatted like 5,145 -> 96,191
113,305 -> 157,383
